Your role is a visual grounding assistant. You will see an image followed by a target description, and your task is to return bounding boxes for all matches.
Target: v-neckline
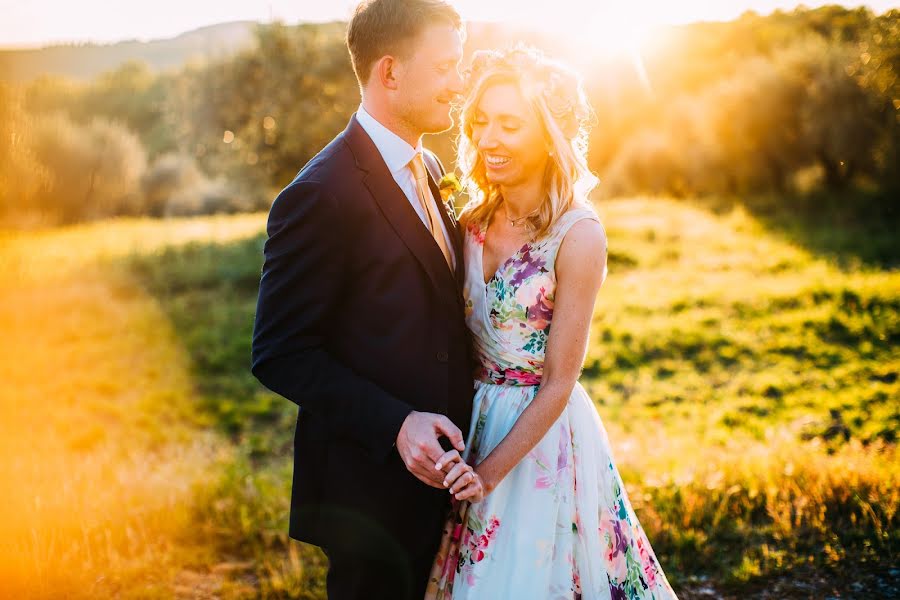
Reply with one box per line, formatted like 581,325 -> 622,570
479,220 -> 532,286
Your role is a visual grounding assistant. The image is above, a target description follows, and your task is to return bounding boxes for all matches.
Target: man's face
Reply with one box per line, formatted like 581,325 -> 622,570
393,24 -> 464,135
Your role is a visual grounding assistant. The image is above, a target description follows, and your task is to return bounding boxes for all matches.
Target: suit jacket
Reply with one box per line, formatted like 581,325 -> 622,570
251,114 -> 475,554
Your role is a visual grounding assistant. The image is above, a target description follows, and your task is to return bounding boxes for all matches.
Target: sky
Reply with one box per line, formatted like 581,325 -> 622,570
0,0 -> 895,48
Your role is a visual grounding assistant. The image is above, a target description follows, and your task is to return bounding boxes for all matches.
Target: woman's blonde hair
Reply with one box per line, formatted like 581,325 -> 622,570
456,45 -> 598,238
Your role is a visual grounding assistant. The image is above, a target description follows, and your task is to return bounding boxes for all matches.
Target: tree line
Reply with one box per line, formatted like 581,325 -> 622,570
0,7 -> 896,226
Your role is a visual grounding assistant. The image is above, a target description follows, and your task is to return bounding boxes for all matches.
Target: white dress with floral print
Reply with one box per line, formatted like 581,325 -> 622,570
426,207 -> 679,600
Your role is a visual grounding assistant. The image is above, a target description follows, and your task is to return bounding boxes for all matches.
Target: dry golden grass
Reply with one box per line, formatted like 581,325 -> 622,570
0,214 -> 264,598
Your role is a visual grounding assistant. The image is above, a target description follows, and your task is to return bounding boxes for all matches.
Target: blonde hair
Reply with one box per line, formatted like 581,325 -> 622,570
456,46 -> 598,238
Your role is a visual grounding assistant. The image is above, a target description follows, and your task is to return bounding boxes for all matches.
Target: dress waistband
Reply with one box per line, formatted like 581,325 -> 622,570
476,366 -> 542,387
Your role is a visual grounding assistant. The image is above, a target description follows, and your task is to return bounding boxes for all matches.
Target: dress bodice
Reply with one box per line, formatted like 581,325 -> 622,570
462,206 -> 605,386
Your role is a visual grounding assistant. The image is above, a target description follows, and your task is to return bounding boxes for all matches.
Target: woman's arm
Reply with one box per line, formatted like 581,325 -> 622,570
449,217 -> 608,500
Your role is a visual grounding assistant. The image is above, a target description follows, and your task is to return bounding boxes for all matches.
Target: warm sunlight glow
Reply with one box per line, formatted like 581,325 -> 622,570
1,0 -> 896,47
578,5 -> 654,56
554,3 -> 657,93
530,2 -> 657,58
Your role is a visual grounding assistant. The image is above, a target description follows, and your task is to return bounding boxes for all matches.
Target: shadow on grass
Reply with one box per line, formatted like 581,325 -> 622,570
697,188 -> 900,270
122,232 -> 296,456
120,233 -> 331,598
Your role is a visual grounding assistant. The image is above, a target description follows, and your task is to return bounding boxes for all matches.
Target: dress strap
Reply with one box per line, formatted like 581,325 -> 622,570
540,206 -> 601,263
550,206 -> 601,239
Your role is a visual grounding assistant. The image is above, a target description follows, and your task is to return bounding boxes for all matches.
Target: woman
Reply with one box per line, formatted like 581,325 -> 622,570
425,47 -> 679,599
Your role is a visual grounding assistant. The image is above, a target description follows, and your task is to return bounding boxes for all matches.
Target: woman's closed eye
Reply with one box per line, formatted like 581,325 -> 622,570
471,119 -> 518,132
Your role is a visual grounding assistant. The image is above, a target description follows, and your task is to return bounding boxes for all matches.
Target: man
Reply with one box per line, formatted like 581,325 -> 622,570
250,1 -> 473,598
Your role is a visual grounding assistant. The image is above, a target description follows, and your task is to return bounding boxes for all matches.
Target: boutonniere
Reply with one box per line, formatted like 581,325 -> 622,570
438,172 -> 462,220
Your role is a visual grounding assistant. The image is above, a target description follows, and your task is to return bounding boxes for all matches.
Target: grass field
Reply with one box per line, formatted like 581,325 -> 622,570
0,197 -> 897,598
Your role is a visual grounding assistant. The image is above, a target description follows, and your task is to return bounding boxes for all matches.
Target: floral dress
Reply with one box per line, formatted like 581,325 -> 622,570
425,207 -> 679,599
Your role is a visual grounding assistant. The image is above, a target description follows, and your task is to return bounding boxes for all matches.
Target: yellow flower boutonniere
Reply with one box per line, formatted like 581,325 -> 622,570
438,172 -> 462,220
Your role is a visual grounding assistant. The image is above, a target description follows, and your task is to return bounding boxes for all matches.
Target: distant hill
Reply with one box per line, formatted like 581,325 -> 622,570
0,21 -> 258,83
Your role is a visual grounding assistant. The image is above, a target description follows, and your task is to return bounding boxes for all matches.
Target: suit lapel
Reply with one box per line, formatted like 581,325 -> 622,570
342,115 -> 462,309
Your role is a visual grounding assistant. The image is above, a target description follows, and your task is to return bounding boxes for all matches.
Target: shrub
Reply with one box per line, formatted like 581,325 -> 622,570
140,153 -> 206,217
164,178 -> 250,217
29,112 -> 147,223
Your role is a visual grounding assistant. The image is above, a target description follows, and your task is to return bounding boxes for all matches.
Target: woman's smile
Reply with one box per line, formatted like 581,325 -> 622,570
484,154 -> 512,169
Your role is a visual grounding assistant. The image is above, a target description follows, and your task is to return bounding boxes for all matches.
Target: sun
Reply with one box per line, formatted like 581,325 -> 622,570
578,5 -> 654,57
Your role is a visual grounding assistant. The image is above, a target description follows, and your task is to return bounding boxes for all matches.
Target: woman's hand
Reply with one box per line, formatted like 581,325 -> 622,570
439,462 -> 487,503
434,448 -> 470,489
435,449 -> 488,502
452,466 -> 487,502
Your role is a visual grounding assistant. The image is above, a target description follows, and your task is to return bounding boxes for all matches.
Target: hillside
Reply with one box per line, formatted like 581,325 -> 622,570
0,21 -> 257,82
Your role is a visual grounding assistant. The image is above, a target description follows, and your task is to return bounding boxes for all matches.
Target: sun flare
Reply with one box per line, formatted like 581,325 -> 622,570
566,4 -> 654,57
559,4 -> 656,92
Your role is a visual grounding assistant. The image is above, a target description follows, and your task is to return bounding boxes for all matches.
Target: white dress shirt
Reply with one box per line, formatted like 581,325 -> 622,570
355,104 -> 456,270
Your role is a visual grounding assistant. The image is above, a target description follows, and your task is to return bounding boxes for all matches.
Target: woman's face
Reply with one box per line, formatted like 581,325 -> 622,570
469,82 -> 549,189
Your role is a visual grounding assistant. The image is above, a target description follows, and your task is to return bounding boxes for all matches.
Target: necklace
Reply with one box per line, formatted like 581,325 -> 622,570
504,204 -> 540,228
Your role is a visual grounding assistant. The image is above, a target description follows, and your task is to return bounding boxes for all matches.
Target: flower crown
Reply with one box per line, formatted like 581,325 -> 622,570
463,45 -> 593,140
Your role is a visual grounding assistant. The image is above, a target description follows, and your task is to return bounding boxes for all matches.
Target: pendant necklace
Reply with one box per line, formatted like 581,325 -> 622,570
505,204 -> 540,228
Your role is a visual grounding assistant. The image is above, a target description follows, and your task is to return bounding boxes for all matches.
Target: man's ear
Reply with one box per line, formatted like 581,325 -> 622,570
374,56 -> 400,91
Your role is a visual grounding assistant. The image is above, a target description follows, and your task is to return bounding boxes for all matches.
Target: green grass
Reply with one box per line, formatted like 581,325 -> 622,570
125,196 -> 898,597
2,197 -> 897,598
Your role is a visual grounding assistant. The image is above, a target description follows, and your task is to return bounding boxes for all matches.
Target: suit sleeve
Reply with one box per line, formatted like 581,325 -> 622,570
251,180 -> 413,462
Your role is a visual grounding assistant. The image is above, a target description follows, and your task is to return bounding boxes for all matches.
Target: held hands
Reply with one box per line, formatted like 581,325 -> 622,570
434,448 -> 488,503
396,411 -> 465,489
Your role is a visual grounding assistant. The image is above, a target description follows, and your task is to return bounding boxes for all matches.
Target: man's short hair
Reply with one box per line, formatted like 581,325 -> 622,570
347,0 -> 463,86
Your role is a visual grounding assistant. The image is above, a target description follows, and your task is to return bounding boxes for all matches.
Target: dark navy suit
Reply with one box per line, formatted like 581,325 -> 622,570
251,114 -> 474,599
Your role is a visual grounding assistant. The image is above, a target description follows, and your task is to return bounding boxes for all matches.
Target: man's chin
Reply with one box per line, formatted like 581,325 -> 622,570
423,113 -> 454,135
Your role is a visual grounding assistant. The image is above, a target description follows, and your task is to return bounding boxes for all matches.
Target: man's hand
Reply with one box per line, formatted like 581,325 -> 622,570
396,411 -> 465,488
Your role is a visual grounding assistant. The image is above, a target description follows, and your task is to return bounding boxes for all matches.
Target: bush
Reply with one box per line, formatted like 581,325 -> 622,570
29,112 -> 147,223
164,178 -> 251,217
0,85 -> 51,223
140,153 -> 206,217
601,129 -> 687,197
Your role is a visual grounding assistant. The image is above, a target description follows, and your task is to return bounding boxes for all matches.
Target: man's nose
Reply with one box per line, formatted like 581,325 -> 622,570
447,68 -> 464,98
